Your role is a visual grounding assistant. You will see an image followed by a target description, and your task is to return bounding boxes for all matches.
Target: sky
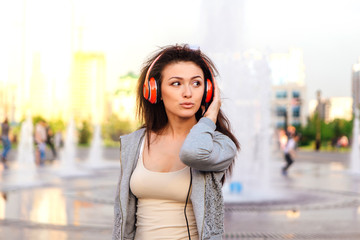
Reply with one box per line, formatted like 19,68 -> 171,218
243,0 -> 360,100
1,0 -> 360,102
95,0 -> 360,101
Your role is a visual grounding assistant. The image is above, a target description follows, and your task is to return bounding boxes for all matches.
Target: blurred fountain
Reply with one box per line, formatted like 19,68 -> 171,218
86,124 -> 107,168
220,51 -> 275,202
58,118 -> 88,177
199,0 -> 281,202
86,124 -> 119,169
17,114 -> 35,169
88,124 -> 103,167
350,108 -> 360,174
5,114 -> 41,188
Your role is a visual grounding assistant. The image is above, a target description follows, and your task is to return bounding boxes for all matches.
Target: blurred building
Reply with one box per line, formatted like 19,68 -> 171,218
272,84 -> 306,128
270,48 -> 307,128
353,58 -> 360,110
108,72 -> 138,122
69,52 -> 106,123
308,97 -> 352,123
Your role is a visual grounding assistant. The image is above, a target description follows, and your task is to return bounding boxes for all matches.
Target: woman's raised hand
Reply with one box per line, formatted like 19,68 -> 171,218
202,78 -> 221,124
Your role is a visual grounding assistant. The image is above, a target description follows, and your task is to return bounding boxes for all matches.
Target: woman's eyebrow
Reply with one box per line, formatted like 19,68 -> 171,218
167,75 -> 203,81
167,76 -> 183,81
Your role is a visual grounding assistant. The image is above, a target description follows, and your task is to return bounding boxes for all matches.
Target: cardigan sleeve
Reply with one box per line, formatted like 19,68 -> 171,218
179,117 -> 237,172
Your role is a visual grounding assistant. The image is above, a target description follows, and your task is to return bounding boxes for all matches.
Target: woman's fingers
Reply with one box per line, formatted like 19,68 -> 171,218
213,78 -> 221,106
203,78 -> 221,123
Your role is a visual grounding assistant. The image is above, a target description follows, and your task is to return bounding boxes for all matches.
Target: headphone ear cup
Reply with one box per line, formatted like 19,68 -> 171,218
201,79 -> 207,105
204,78 -> 214,104
148,77 -> 158,104
143,79 -> 150,100
155,78 -> 161,103
143,77 -> 161,104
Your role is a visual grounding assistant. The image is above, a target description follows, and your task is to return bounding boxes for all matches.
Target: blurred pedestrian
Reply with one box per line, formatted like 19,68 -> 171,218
35,119 -> 47,166
338,135 -> 349,149
1,117 -> 11,169
287,125 -> 296,138
282,132 -> 299,175
45,123 -> 57,160
112,44 -> 240,240
278,129 -> 288,151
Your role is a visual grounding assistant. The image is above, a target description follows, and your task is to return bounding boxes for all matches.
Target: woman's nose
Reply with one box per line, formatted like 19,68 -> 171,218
182,85 -> 192,98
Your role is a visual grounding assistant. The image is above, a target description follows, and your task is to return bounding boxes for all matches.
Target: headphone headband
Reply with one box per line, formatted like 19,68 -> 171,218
144,52 -> 164,88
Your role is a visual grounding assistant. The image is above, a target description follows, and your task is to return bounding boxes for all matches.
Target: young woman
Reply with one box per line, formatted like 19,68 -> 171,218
112,44 -> 240,240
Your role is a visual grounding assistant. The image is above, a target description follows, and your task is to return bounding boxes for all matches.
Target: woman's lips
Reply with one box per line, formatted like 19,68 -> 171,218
180,102 -> 195,108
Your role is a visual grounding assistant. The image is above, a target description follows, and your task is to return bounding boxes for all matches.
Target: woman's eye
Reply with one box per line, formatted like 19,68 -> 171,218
171,82 -> 180,86
193,81 -> 201,87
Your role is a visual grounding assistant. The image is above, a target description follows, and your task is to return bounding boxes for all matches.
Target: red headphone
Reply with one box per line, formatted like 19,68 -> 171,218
143,53 -> 214,105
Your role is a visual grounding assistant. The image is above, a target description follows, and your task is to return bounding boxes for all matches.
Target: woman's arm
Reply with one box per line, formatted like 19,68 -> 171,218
179,117 -> 237,172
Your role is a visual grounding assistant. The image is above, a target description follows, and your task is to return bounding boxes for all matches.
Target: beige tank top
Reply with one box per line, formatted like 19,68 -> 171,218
130,139 -> 198,240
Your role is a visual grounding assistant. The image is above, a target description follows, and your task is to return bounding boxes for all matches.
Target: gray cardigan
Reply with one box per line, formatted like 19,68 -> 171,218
112,117 -> 237,240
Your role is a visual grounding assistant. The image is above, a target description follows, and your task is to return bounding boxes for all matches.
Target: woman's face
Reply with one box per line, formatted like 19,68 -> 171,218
161,61 -> 204,120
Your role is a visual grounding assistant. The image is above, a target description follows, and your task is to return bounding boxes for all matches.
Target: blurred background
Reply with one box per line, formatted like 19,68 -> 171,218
0,0 -> 360,155
1,1 -> 360,239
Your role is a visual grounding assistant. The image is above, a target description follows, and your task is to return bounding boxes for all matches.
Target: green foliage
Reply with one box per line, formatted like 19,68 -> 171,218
296,114 -> 317,146
9,122 -> 21,144
48,119 -> 66,133
32,115 -> 46,125
102,114 -> 138,143
78,120 -> 92,145
297,113 -> 353,148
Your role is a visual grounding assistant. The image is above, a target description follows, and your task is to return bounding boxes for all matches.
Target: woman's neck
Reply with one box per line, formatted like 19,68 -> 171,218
163,117 -> 197,139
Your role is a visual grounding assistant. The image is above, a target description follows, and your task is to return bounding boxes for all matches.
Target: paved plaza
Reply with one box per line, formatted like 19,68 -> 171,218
1,148 -> 360,240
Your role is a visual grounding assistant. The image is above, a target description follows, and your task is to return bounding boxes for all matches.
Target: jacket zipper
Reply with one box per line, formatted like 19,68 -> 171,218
200,173 -> 206,240
118,138 -> 124,238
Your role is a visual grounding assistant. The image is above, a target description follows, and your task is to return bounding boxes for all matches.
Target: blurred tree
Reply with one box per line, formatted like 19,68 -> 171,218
331,119 -> 343,139
342,119 -> 353,138
321,120 -> 333,142
102,114 -> 137,142
32,115 -> 46,125
9,122 -> 20,144
298,114 -> 317,146
48,119 -> 65,133
297,114 -> 353,149
78,120 -> 92,145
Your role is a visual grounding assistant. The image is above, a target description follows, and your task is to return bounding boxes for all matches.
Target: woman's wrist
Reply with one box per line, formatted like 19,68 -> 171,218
201,116 -> 217,128
203,112 -> 217,124
208,115 -> 217,124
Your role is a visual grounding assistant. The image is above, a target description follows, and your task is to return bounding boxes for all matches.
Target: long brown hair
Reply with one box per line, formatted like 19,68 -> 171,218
136,44 -> 240,183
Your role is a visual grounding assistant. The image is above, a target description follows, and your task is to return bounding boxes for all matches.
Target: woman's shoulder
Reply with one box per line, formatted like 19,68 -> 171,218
120,128 -> 146,143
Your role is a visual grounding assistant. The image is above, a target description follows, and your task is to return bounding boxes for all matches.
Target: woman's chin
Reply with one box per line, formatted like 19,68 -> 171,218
171,113 -> 196,120
166,107 -> 201,120
178,109 -> 200,118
